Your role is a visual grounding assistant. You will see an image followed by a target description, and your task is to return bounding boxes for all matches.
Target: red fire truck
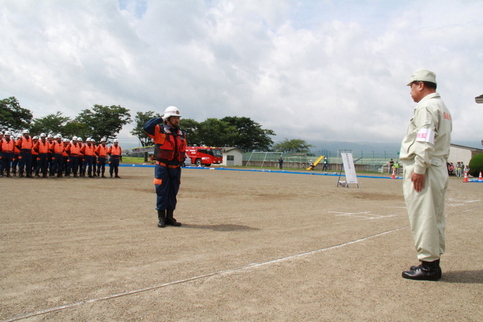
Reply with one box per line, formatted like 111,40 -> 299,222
185,146 -> 223,166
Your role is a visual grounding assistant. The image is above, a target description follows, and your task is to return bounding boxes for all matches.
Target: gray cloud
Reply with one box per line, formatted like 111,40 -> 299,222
1,0 -> 481,149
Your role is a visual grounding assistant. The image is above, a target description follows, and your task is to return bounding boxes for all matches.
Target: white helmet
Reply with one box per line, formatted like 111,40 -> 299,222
40,133 -> 47,138
113,139 -> 119,143
100,137 -> 107,142
32,136 -> 39,140
87,137 -> 93,142
54,134 -> 62,139
22,129 -> 30,134
162,106 -> 181,121
4,131 -> 11,136
63,138 -> 70,143
77,137 -> 83,142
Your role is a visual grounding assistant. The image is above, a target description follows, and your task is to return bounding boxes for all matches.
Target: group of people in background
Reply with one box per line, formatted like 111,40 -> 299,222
447,161 -> 469,177
0,130 -> 122,179
389,158 -> 469,178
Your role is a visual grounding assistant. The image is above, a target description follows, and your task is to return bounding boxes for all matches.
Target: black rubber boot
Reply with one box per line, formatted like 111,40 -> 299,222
157,210 -> 166,228
166,209 -> 181,226
403,259 -> 441,281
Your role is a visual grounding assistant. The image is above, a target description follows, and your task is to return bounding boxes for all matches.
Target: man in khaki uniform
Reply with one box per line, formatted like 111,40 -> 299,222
400,69 -> 452,281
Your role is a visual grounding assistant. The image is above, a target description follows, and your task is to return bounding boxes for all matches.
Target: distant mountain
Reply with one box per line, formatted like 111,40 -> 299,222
451,140 -> 483,149
308,141 -> 483,154
307,140 -> 482,158
308,140 -> 401,156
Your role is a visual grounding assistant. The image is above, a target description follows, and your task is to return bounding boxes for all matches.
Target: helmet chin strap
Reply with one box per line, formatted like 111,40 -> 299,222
165,118 -> 178,129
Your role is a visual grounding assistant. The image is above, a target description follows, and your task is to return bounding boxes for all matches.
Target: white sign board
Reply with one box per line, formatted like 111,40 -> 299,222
341,152 -> 358,185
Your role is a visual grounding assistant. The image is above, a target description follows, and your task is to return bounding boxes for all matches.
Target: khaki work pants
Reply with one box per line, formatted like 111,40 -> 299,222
402,160 -> 448,262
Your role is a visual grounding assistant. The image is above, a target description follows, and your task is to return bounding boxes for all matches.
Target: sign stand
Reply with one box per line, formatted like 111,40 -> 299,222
337,150 -> 359,188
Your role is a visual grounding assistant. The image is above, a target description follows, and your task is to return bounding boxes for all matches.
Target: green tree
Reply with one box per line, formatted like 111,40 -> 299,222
197,118 -> 238,147
131,111 -> 161,147
468,153 -> 483,177
0,97 -> 33,131
75,104 -> 131,142
62,121 -> 91,140
180,118 -> 201,146
29,112 -> 71,136
221,116 -> 275,151
273,139 -> 313,153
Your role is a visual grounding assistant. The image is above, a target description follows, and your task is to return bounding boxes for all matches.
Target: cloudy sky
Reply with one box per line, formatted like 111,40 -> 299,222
1,0 -> 482,150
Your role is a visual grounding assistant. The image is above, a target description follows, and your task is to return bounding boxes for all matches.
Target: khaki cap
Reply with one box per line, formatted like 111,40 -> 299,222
407,69 -> 437,86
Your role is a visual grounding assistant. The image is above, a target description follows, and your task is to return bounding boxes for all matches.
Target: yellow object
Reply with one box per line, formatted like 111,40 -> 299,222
306,156 -> 325,170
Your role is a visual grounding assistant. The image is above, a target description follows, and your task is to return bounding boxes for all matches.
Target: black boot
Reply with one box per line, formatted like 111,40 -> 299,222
409,260 -> 442,279
403,260 -> 441,281
166,209 -> 181,226
157,210 -> 166,228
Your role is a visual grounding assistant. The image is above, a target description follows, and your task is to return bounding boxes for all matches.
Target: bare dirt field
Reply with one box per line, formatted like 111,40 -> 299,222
1,166 -> 482,321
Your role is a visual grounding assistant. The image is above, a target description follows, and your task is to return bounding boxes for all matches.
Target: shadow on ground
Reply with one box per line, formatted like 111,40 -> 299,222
441,270 -> 483,284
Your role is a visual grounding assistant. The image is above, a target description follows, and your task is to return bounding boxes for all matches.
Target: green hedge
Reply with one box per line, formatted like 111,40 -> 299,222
468,153 -> 483,177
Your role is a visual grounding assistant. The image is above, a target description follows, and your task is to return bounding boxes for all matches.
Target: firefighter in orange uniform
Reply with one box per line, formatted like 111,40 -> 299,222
31,136 -> 39,176
77,137 -> 85,176
16,130 -> 34,177
95,137 -> 108,178
143,106 -> 186,228
80,138 -> 96,177
12,135 -> 21,176
33,133 -> 49,177
61,138 -> 70,176
91,139 -> 97,177
1,131 -> 15,177
107,139 -> 122,178
65,137 -> 81,177
47,134 -> 55,176
51,134 -> 65,177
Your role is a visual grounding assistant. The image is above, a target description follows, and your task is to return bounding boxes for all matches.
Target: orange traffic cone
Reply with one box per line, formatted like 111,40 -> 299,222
479,172 -> 483,181
463,171 -> 468,183
391,168 -> 396,179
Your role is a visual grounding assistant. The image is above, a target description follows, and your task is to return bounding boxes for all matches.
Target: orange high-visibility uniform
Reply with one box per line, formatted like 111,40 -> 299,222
1,138 -> 15,153
31,142 -> 39,156
16,136 -> 33,150
80,143 -> 96,156
52,141 -> 64,154
34,140 -> 49,154
67,142 -> 81,156
62,143 -> 69,157
107,145 -> 122,158
95,144 -> 108,157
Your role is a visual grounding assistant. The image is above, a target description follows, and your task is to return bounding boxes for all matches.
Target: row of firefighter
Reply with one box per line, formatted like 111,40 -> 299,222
0,130 -> 122,178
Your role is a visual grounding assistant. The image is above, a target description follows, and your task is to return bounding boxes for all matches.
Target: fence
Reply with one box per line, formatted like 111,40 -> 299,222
243,151 -> 400,173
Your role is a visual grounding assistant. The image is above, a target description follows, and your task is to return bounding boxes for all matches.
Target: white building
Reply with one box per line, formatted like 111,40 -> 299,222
220,147 -> 244,166
448,144 -> 483,166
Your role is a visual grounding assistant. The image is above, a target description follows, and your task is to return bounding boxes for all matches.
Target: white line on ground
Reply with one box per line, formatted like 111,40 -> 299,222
5,226 -> 408,322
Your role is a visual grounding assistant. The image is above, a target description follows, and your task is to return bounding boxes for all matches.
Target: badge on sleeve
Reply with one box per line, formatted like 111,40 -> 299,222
416,128 -> 435,144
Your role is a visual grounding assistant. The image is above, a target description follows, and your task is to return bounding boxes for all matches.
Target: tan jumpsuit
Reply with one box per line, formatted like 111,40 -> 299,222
399,92 -> 452,262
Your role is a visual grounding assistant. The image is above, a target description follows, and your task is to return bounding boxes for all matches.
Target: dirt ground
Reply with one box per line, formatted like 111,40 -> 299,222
1,166 -> 482,321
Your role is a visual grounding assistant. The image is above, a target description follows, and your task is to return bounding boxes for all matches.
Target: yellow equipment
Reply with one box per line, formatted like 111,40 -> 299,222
306,156 -> 325,170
